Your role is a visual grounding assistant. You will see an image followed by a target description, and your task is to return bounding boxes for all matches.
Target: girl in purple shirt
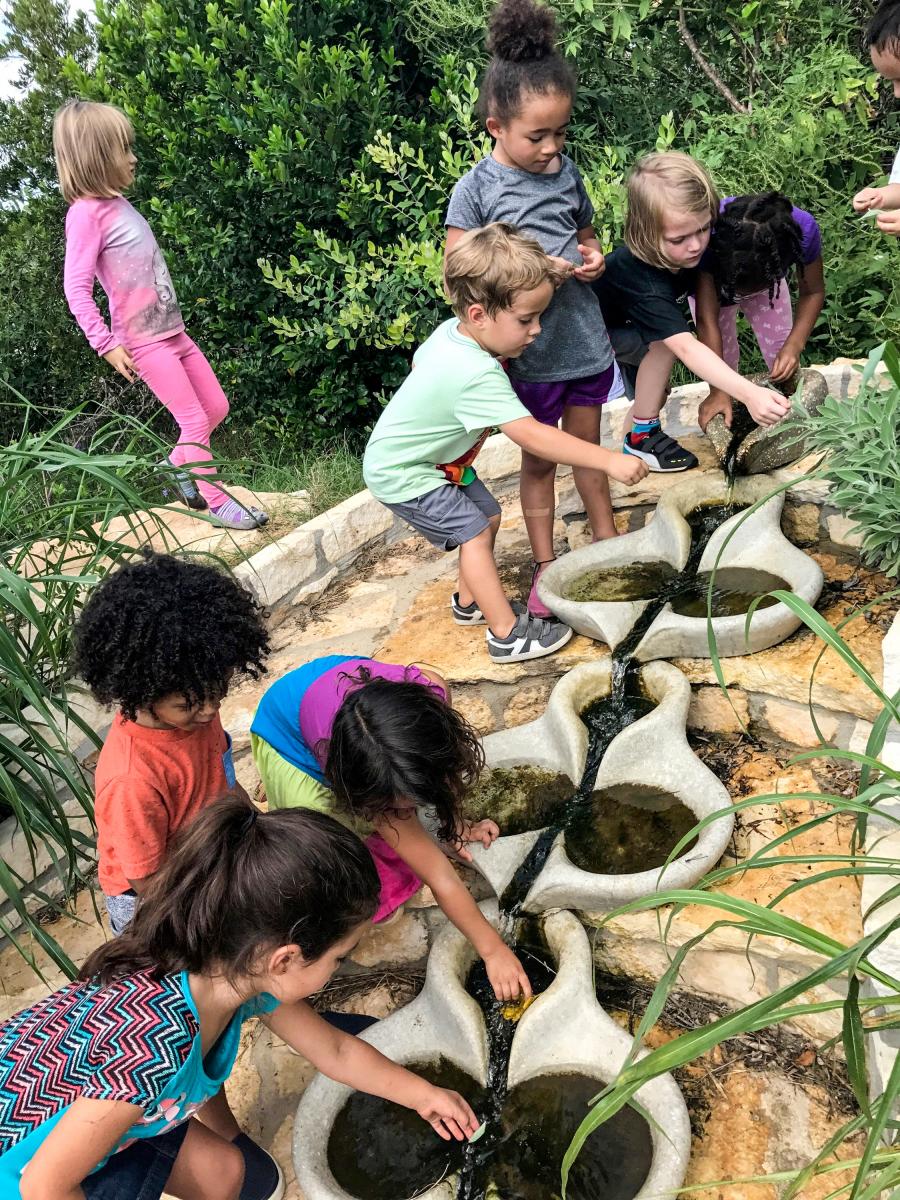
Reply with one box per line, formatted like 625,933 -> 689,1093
693,192 -> 826,431
53,100 -> 266,530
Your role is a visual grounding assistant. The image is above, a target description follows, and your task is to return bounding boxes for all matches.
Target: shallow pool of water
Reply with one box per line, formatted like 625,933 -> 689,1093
565,561 -> 679,603
564,784 -> 699,875
464,767 -> 575,835
669,568 -> 789,618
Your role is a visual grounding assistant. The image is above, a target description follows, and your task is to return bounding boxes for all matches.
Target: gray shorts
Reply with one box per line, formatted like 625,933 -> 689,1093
105,890 -> 137,936
609,326 -> 649,401
386,478 -> 501,551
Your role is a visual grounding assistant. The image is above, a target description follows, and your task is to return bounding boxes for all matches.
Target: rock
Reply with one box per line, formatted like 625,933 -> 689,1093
303,490 -> 395,565
234,528 -> 318,608
825,513 -> 865,551
688,685 -> 749,734
502,682 -> 552,728
349,909 -> 429,968
756,696 -> 841,749
782,501 -> 821,546
704,369 -> 828,475
452,692 -> 495,734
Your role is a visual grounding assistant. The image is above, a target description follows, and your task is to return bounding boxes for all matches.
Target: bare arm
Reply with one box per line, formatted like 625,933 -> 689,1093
19,1097 -> 141,1200
374,812 -> 531,1000
769,256 -> 825,382
694,272 -> 733,430
500,416 -> 648,484
663,331 -> 790,427
264,1004 -> 478,1139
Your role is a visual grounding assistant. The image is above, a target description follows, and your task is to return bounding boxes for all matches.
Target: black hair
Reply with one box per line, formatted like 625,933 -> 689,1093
324,667 -> 485,846
73,551 -> 270,720
708,192 -> 805,306
866,1 -> 900,53
478,0 -> 576,124
81,796 -> 379,985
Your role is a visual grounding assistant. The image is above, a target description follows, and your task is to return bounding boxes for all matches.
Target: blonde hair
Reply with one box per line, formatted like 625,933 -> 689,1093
445,222 -> 565,318
625,151 -> 719,271
53,101 -> 134,204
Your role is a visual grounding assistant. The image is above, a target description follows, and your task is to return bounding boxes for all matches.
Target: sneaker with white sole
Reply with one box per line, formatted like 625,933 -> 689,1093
486,612 -> 572,663
232,1132 -> 285,1200
624,429 -> 698,472
450,594 -> 525,625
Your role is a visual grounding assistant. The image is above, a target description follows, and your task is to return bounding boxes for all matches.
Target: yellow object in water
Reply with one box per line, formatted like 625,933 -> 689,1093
500,994 -> 537,1022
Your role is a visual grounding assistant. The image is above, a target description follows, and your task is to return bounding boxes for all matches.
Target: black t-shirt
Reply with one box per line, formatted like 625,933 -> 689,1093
593,245 -> 697,343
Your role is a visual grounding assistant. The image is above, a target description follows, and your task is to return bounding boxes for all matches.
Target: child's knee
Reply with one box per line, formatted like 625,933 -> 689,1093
520,449 -> 556,480
215,1141 -> 245,1200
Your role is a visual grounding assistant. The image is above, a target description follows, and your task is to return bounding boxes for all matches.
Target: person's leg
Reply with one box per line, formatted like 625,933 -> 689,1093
562,364 -> 623,543
458,524 -> 516,636
625,341 -> 698,473
163,1119 -> 245,1200
172,1109 -> 284,1200
741,282 -> 793,371
508,379 -> 567,570
717,303 -> 741,371
131,334 -> 228,509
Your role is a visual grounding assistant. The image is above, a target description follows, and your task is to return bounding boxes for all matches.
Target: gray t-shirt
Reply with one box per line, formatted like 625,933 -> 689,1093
446,154 -> 614,384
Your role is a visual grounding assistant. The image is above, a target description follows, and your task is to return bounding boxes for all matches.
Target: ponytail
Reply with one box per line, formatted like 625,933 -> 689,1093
479,0 -> 576,124
81,797 -> 379,985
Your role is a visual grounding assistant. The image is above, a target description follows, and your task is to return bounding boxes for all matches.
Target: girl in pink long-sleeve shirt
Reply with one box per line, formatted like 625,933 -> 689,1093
53,100 -> 267,530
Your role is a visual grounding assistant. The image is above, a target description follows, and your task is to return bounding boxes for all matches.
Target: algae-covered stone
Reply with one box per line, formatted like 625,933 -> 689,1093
704,368 -> 828,475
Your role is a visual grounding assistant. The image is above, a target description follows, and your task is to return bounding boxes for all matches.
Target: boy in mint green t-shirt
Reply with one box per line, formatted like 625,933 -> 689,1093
363,221 -> 648,666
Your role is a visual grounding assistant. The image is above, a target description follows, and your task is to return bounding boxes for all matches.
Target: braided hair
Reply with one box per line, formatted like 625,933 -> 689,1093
709,192 -> 805,306
478,0 -> 576,123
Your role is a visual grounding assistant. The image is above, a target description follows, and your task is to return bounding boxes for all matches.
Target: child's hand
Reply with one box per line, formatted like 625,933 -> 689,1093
698,391 -> 733,431
415,1085 -> 480,1141
103,345 -> 137,382
769,344 -> 801,383
484,943 -> 533,1002
455,818 -> 500,862
573,244 -> 606,282
606,452 -> 650,485
876,209 -> 900,237
853,186 -> 886,213
745,383 -> 790,428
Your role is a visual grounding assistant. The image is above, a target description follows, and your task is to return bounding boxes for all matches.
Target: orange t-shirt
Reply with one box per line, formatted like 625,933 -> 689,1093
95,713 -> 231,895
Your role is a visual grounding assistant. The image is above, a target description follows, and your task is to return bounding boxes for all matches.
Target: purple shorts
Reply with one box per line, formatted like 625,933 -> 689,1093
510,362 -> 624,427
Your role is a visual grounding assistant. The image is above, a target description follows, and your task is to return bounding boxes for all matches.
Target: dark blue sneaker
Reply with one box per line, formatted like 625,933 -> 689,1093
233,1132 -> 285,1200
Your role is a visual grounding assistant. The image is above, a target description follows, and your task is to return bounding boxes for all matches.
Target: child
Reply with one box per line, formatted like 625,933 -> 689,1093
445,0 -> 622,618
853,0 -> 900,236
363,222 -> 648,663
0,798 -> 478,1200
251,654 -> 531,1002
592,151 -> 791,469
73,552 -> 270,935
53,100 -> 267,529
693,192 -> 825,431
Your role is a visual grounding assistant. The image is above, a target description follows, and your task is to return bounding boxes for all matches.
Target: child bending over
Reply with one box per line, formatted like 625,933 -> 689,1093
252,655 -> 530,1002
363,221 -> 647,664
593,151 -> 790,472
0,799 -> 477,1200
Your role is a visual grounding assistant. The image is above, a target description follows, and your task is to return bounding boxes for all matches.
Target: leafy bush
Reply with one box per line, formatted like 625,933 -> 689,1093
791,342 -> 900,577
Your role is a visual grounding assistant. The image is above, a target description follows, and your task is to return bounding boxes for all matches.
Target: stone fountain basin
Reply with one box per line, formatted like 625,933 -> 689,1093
537,472 -> 824,660
466,660 -> 734,913
293,903 -> 690,1200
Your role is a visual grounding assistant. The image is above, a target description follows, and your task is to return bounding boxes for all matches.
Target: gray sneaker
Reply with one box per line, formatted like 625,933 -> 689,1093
486,612 -> 573,663
450,594 -> 526,625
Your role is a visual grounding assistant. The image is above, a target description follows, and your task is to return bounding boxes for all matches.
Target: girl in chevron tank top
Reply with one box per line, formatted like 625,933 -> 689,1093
0,798 -> 478,1200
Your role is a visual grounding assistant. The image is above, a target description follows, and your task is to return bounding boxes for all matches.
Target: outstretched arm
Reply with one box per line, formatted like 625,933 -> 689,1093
373,812 -> 532,1001
694,271 -> 733,430
501,416 -> 649,484
664,331 -> 791,427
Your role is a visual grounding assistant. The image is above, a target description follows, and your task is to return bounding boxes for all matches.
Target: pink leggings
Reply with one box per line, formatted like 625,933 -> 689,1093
130,331 -> 229,507
691,280 -> 793,372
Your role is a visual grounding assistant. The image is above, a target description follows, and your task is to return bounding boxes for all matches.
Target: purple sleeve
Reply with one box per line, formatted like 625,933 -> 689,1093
63,202 -> 118,356
790,207 -> 822,266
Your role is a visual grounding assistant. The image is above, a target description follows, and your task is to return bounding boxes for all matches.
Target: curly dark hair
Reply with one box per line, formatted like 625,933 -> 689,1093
866,0 -> 900,53
478,0 -> 576,123
709,192 -> 805,306
323,667 -> 485,846
73,552 -> 269,719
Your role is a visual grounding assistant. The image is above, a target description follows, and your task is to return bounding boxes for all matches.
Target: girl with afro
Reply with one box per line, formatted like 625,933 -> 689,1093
693,191 -> 825,432
73,551 -> 270,935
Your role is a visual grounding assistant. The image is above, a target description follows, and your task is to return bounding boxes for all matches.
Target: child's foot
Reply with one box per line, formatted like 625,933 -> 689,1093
231,1132 -> 285,1200
527,560 -> 555,619
450,594 -> 525,625
209,498 -> 269,530
158,459 -> 208,511
487,612 -> 573,663
624,424 -> 698,473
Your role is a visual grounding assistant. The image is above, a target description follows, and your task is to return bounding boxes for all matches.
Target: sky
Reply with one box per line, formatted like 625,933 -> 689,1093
0,0 -> 94,100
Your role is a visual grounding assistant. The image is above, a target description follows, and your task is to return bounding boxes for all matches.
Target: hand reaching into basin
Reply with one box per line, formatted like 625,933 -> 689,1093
415,1085 -> 481,1142
483,940 -> 534,1003
456,817 -> 500,859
